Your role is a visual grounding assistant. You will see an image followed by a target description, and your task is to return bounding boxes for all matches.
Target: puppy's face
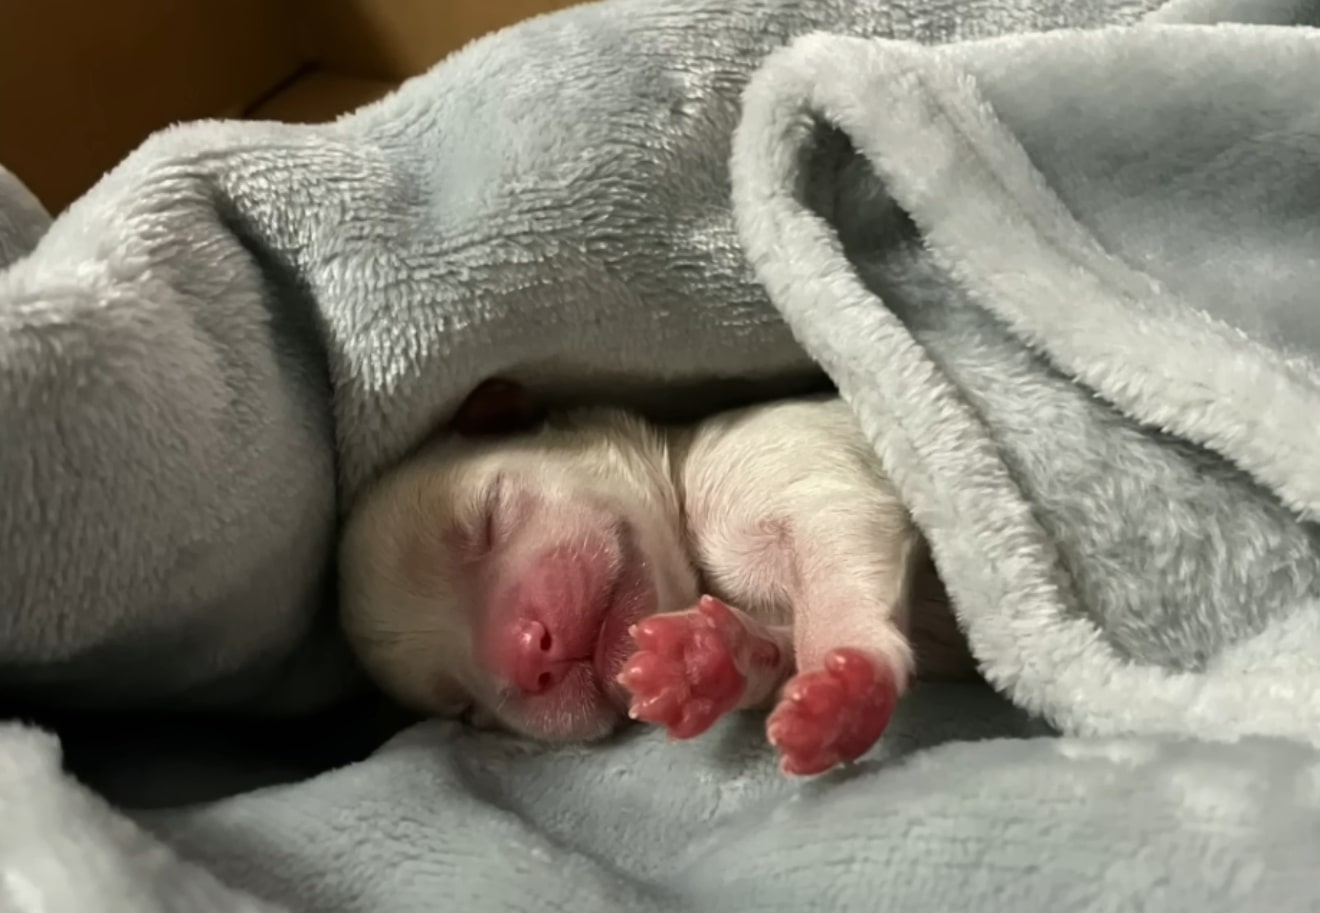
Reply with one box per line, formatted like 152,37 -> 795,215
339,409 -> 699,742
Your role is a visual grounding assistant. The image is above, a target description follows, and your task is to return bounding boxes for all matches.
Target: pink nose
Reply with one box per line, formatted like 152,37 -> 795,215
509,618 -> 573,694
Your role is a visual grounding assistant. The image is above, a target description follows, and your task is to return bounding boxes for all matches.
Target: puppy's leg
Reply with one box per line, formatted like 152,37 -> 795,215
618,595 -> 794,739
673,396 -> 925,772
766,528 -> 921,776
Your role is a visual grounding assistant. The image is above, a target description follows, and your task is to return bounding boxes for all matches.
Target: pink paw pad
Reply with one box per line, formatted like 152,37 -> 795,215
766,647 -> 898,776
617,596 -> 776,740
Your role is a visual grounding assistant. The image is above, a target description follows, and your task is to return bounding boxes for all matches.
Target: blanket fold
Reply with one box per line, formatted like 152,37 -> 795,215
0,165 -> 50,269
730,22 -> 1320,743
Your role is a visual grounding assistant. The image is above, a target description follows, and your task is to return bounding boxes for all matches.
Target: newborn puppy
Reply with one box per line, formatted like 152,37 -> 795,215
339,384 -> 967,775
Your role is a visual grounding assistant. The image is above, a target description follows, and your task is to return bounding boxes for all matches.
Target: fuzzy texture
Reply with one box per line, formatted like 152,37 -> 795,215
0,0 -> 1164,714
5,0 -> 1320,910
729,18 -> 1320,743
0,166 -> 50,270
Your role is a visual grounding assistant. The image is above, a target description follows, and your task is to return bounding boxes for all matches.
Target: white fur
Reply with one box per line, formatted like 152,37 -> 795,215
339,408 -> 697,739
675,395 -> 921,682
339,396 -> 948,740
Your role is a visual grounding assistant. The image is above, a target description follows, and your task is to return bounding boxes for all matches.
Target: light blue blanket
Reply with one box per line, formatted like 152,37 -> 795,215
4,0 -> 1320,909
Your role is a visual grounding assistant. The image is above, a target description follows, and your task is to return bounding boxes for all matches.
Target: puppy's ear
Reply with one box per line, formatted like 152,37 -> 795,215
451,378 -> 545,436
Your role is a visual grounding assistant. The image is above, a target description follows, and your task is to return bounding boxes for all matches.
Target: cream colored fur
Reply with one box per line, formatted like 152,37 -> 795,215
339,396 -> 960,738
674,396 -> 921,685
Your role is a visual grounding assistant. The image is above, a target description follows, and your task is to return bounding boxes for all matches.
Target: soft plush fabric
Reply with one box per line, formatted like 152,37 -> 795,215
730,16 -> 1320,745
4,0 -> 1320,910
0,165 -> 51,270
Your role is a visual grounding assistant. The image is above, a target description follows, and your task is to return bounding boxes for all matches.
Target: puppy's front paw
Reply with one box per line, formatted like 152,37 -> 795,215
617,596 -> 776,739
766,648 -> 898,776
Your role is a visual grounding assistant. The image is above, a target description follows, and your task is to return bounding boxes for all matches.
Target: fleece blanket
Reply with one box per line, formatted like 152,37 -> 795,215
5,0 -> 1320,909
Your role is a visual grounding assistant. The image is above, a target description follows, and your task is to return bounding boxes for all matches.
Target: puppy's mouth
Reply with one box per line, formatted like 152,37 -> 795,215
592,523 -> 655,707
488,517 -> 665,742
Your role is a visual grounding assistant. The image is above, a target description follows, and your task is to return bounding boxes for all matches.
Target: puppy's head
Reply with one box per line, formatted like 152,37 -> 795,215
339,385 -> 698,742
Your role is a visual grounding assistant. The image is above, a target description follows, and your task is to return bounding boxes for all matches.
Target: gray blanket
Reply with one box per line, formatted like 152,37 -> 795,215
4,0 -> 1320,909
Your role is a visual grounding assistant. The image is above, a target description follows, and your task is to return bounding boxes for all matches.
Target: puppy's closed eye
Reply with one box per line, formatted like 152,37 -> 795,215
454,473 -> 506,562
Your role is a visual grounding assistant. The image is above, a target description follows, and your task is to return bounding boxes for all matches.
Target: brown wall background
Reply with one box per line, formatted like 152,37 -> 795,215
287,0 -> 583,80
0,0 -> 584,213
